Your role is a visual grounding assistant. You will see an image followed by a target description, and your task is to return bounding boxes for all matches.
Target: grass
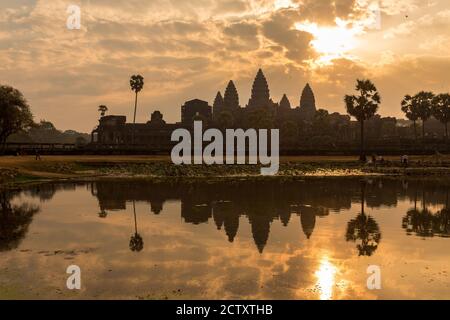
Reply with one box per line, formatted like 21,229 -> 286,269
1,154 -> 450,188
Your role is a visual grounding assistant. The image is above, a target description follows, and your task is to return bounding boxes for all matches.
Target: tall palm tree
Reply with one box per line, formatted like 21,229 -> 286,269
401,95 -> 419,142
345,79 -> 381,161
130,75 -> 144,144
98,105 -> 108,117
432,93 -> 450,140
129,200 -> 143,252
414,91 -> 434,140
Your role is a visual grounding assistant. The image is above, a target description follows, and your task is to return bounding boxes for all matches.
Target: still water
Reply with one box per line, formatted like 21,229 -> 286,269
1,178 -> 449,299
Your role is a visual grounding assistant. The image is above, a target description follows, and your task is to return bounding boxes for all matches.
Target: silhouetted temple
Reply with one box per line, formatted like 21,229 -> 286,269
246,69 -> 276,109
91,68 -> 318,147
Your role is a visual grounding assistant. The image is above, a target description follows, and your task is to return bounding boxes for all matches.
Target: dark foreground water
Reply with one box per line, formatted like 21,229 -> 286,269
1,178 -> 449,299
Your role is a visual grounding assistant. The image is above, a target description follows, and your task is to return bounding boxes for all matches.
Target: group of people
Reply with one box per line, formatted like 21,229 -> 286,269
364,154 -> 409,167
14,148 -> 42,160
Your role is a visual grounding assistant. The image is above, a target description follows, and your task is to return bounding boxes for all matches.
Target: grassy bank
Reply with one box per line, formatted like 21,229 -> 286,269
1,155 -> 450,187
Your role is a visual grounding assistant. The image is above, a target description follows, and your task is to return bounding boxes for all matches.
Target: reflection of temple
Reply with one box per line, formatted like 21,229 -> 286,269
89,178 -> 450,253
91,179 -> 351,253
4,178 -> 450,254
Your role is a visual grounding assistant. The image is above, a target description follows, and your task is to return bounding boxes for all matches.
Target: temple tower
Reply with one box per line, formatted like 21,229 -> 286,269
279,94 -> 291,111
300,83 -> 316,119
247,69 -> 271,109
212,91 -> 224,119
223,80 -> 240,110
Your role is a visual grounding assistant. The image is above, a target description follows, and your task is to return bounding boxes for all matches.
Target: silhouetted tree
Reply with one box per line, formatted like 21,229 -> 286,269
432,93 -> 450,140
0,85 -> 33,152
98,105 -> 108,117
345,80 -> 380,161
130,75 -> 144,144
129,201 -> 143,252
414,91 -> 434,139
401,94 -> 419,142
346,182 -> 381,256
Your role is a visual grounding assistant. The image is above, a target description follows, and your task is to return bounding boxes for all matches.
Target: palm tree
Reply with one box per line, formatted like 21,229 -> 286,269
129,200 -> 143,252
345,79 -> 381,161
98,105 -> 108,117
432,93 -> 450,140
129,74 -> 144,144
401,95 -> 419,142
414,91 -> 434,140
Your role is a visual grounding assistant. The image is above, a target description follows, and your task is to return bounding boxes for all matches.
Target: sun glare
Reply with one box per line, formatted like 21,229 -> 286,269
314,257 -> 337,300
296,19 -> 362,65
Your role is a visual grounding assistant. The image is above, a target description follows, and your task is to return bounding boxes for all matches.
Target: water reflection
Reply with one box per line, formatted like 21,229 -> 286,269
2,178 -> 450,299
315,257 -> 338,300
345,182 -> 381,256
0,190 -> 39,252
402,188 -> 450,238
2,178 -> 450,256
129,201 -> 144,252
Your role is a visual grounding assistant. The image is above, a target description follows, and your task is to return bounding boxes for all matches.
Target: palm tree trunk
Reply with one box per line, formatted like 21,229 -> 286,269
359,120 -> 365,161
361,184 -> 365,216
133,200 -> 137,234
132,92 -> 138,145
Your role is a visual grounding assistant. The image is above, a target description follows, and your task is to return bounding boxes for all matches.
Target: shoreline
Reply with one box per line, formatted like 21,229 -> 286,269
1,155 -> 450,188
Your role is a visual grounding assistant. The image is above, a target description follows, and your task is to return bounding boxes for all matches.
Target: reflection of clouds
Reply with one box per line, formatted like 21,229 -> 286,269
2,180 -> 450,299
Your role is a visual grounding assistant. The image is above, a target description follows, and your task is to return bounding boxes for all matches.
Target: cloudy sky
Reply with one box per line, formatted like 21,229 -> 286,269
0,0 -> 449,132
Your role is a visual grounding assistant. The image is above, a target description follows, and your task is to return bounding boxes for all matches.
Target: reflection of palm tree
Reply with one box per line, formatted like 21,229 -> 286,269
434,189 -> 450,236
98,209 -> 107,218
403,188 -> 450,238
129,201 -> 143,252
0,191 -> 40,252
346,182 -> 381,256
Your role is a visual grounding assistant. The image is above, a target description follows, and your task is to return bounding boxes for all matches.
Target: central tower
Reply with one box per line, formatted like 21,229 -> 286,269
247,69 -> 272,109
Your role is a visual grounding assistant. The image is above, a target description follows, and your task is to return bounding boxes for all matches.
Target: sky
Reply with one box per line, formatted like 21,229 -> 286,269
0,0 -> 449,132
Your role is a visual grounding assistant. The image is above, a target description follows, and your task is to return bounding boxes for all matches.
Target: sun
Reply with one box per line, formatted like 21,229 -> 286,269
296,19 -> 362,65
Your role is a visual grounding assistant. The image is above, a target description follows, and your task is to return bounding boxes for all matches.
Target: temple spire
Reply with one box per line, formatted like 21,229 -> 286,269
247,69 -> 271,109
279,94 -> 291,110
223,80 -> 240,110
300,83 -> 316,118
213,91 -> 224,119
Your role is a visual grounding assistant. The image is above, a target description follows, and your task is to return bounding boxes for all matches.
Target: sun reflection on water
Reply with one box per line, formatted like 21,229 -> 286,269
315,256 -> 337,300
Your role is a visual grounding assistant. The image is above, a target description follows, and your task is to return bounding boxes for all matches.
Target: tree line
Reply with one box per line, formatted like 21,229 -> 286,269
344,79 -> 449,160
